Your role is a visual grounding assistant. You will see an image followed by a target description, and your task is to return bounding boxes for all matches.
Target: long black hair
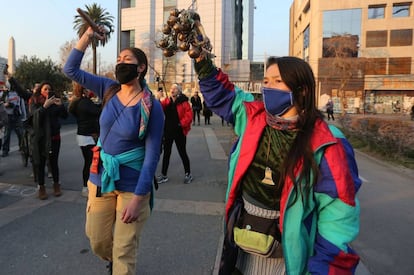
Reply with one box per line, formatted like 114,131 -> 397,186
266,56 -> 324,204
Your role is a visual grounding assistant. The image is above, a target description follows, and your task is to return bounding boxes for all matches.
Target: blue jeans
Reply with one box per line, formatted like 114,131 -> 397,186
2,115 -> 23,154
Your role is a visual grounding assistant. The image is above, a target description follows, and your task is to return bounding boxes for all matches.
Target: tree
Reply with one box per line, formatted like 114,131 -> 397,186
13,56 -> 71,93
59,40 -> 92,71
73,3 -> 114,75
321,34 -> 365,114
59,39 -> 76,67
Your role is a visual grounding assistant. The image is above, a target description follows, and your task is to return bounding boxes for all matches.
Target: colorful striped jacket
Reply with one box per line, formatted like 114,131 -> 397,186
199,67 -> 362,275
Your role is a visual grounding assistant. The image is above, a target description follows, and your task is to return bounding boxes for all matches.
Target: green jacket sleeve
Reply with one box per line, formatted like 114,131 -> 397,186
194,57 -> 215,79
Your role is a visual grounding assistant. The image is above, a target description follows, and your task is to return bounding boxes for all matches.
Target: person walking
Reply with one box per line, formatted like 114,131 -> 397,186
326,98 -> 335,121
1,84 -> 24,157
190,90 -> 202,125
5,73 -> 37,174
68,82 -> 101,197
193,53 -> 361,274
203,101 -> 212,125
0,85 -> 8,151
63,26 -> 164,274
0,89 -> 8,171
29,82 -> 68,200
157,83 -> 193,184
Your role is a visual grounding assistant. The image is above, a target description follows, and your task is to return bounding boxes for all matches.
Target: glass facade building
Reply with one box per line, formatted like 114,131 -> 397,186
290,0 -> 414,114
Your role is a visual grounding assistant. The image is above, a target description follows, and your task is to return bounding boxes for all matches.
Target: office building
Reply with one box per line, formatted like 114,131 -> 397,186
290,0 -> 414,114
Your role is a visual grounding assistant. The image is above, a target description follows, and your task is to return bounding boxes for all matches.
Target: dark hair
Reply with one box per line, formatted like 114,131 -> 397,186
72,82 -> 87,98
266,56 -> 323,203
34,81 -> 53,95
30,81 -> 54,105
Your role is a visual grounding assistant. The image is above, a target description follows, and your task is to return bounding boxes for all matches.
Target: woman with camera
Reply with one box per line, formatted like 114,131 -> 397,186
29,82 -> 68,200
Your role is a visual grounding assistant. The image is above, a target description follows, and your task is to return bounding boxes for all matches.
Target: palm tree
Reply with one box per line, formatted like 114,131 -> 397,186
73,3 -> 114,75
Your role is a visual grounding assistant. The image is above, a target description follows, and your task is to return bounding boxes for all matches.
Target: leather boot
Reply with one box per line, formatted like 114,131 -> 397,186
53,183 -> 62,197
38,185 -> 48,200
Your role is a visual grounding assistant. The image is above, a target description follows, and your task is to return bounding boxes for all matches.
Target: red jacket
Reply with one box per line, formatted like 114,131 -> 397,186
160,95 -> 193,136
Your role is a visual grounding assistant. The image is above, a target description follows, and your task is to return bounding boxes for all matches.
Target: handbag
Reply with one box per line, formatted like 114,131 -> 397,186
233,209 -> 282,258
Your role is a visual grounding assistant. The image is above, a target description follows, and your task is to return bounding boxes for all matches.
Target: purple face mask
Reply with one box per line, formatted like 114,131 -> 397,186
261,87 -> 294,116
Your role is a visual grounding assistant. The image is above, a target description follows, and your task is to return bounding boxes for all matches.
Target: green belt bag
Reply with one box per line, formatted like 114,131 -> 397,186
233,210 -> 282,258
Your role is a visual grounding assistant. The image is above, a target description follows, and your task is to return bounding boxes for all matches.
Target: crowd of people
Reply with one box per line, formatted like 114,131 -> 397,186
0,17 -> 369,275
0,70 -> 70,199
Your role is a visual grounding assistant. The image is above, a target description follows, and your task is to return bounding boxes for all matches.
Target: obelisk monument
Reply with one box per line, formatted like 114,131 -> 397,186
8,36 -> 16,74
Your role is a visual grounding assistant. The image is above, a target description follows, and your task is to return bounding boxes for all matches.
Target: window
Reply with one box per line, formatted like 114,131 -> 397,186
322,9 -> 361,57
366,30 -> 388,47
393,3 -> 410,17
365,58 -> 387,75
129,30 -> 135,47
120,30 -> 135,49
390,29 -> 413,46
389,57 -> 411,74
164,0 -> 177,7
323,35 -> 359,58
303,25 -> 310,61
368,4 -> 385,19
303,0 -> 310,13
120,0 -> 136,8
323,9 -> 361,38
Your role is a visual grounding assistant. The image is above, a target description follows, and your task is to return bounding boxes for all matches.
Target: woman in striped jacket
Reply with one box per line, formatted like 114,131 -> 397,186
195,55 -> 361,275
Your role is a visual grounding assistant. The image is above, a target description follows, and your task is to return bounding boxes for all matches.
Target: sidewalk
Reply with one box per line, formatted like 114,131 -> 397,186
0,116 -> 231,274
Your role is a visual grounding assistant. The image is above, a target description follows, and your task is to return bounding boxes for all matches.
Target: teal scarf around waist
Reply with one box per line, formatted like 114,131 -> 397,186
100,146 -> 145,193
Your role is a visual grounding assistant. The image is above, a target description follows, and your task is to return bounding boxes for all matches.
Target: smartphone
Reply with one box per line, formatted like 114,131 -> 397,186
48,91 -> 56,99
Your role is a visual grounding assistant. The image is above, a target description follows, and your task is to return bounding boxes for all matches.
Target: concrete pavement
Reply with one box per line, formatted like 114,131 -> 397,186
0,115 -> 371,274
0,115 -> 232,274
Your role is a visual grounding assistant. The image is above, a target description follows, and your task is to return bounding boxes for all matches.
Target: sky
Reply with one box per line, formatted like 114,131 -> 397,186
0,0 -> 292,66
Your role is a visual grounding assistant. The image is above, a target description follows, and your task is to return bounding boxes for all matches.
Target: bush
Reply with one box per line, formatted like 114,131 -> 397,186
337,114 -> 414,169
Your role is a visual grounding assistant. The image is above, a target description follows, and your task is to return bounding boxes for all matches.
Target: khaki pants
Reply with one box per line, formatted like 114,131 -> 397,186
86,181 -> 150,275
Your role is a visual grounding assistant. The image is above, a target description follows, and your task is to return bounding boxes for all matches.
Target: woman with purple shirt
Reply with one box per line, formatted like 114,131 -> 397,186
63,26 -> 164,274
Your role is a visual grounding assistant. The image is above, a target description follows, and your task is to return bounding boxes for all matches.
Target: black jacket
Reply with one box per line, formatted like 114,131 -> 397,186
69,96 -> 100,136
29,99 -> 68,163
190,95 -> 202,111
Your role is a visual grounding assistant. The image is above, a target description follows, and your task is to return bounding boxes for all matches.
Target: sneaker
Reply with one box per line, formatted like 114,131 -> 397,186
81,186 -> 88,198
184,173 -> 193,184
47,172 -> 52,178
156,175 -> 168,184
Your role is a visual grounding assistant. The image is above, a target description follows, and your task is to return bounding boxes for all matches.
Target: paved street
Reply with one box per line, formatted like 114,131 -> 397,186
2,114 -> 413,274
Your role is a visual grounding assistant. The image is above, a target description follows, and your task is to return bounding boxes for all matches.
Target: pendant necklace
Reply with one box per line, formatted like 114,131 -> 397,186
261,132 -> 276,185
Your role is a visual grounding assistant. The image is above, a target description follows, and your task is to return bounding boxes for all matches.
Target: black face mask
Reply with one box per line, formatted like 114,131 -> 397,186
115,63 -> 139,84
